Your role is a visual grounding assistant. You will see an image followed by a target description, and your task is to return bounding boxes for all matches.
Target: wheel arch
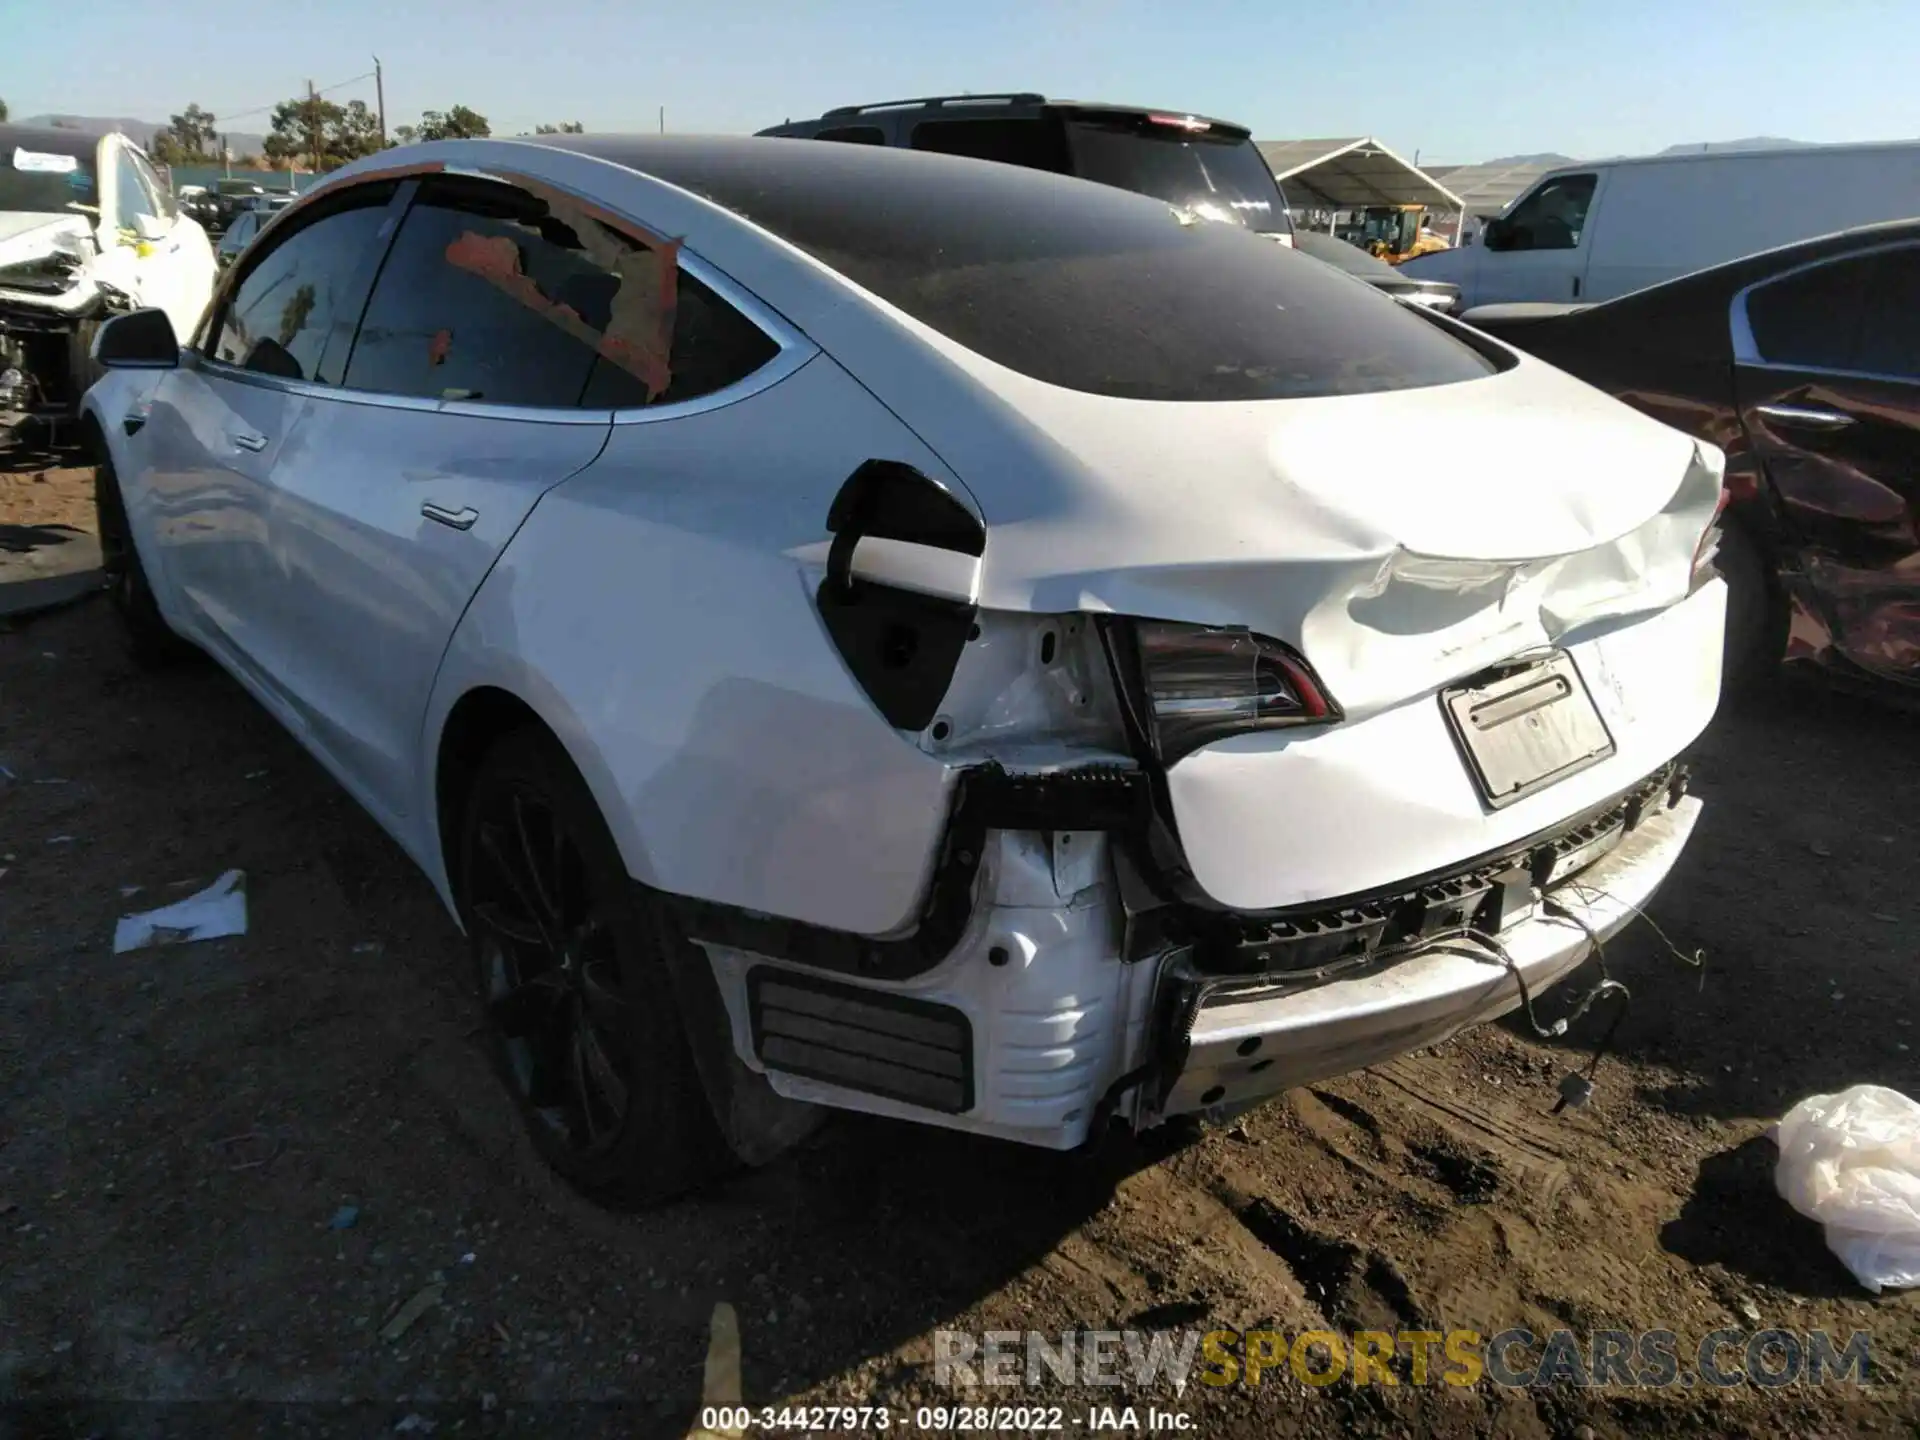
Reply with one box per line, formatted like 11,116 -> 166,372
426,676 -> 658,917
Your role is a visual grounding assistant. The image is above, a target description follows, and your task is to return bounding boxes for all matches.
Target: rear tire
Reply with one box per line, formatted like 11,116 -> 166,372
93,454 -> 193,668
1715,521 -> 1780,695
457,727 -> 733,1206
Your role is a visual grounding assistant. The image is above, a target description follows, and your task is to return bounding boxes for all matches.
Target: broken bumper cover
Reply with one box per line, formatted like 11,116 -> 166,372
1153,792 -> 1702,1120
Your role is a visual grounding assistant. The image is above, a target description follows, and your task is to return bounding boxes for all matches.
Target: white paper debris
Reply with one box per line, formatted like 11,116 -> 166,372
113,870 -> 248,953
1774,1084 -> 1920,1293
13,148 -> 78,175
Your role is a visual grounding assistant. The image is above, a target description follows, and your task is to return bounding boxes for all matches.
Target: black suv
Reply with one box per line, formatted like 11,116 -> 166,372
758,93 -> 1294,243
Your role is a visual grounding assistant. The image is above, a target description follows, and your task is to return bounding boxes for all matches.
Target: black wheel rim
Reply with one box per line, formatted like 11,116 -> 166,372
98,482 -> 138,610
469,785 -> 633,1156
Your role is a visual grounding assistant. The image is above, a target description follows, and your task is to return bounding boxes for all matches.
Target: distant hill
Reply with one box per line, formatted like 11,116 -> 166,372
1658,137 -> 1814,154
16,112 -> 270,159
1470,152 -> 1579,169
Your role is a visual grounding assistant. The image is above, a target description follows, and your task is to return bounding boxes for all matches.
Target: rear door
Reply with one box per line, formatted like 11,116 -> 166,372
251,174 -> 651,825
1476,171 -> 1605,304
1733,242 -> 1920,682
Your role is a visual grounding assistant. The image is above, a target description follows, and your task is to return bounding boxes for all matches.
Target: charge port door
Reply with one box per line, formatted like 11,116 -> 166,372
815,459 -> 986,732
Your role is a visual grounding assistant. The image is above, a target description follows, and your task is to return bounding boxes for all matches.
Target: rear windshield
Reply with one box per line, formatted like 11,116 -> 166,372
1064,116 -> 1292,236
640,143 -> 1494,402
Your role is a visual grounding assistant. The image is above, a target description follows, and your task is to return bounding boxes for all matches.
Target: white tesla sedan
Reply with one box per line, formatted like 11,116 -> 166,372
80,135 -> 1727,1204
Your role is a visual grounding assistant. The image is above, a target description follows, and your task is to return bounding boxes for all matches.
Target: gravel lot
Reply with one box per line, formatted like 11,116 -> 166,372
2,447 -> 1917,1438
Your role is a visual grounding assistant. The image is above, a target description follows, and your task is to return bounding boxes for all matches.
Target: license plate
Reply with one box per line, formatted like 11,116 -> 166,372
1442,652 -> 1615,809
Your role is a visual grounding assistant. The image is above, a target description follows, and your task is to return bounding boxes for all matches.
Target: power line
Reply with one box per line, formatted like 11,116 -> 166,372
203,70 -> 377,128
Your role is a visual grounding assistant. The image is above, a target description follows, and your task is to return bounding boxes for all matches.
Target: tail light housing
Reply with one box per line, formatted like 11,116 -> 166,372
1122,620 -> 1341,764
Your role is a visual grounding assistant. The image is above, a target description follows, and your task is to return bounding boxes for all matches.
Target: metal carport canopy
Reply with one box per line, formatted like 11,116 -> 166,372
1256,137 -> 1463,211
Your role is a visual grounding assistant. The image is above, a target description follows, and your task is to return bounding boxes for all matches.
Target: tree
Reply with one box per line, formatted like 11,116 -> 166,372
332,99 -> 383,162
263,94 -> 386,172
151,104 -> 218,165
534,121 -> 584,134
412,105 -> 490,141
0,97 -> 8,123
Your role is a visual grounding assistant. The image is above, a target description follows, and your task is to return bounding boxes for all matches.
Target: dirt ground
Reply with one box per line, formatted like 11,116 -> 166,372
2,448 -> 1917,1439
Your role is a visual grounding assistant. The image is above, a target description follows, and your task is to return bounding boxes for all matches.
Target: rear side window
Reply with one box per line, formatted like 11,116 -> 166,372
1744,253 -> 1872,371
209,187 -> 396,383
343,177 -> 779,408
651,145 -> 1493,402
910,118 -> 1070,173
1850,248 -> 1920,380
816,125 -> 886,145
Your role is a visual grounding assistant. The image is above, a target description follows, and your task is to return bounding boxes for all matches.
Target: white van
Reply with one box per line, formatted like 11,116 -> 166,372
1402,140 -> 1920,308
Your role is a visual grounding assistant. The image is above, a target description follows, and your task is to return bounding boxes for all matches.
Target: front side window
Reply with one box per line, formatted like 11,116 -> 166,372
131,149 -> 175,220
342,176 -> 779,408
113,146 -> 158,229
1744,253 -> 1873,372
209,187 -> 396,382
1497,174 -> 1597,251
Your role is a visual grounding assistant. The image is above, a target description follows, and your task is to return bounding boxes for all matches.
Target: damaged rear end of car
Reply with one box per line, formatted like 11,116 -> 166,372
400,138 -> 1726,1172
586,143 -> 1730,1150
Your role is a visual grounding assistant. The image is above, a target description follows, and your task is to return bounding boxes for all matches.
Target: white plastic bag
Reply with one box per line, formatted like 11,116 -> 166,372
1773,1084 -> 1920,1293
113,870 -> 248,953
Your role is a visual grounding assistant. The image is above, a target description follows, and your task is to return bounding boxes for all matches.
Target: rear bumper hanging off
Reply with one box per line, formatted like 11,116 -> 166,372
1150,790 -> 1701,1121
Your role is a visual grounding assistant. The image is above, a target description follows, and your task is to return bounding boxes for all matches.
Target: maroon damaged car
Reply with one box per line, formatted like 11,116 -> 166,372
1462,220 -> 1920,697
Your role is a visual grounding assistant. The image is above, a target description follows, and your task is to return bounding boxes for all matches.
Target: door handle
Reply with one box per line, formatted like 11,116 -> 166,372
229,429 -> 268,452
421,502 -> 479,531
1754,403 -> 1855,431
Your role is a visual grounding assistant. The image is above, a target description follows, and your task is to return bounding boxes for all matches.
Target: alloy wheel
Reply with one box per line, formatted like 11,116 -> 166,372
469,786 -> 634,1156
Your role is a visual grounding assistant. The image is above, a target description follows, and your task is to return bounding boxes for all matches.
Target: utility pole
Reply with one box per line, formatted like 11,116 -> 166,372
659,105 -> 664,135
374,55 -> 386,144
307,78 -> 320,175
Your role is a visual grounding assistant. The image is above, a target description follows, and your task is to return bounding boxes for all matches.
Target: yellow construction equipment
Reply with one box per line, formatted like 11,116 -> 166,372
1336,205 -> 1451,265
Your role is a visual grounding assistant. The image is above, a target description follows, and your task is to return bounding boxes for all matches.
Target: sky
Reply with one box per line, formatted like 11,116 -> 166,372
6,0 -> 1917,165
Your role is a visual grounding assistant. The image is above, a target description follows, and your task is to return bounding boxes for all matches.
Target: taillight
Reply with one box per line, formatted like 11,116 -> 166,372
1147,113 -> 1212,133
1128,620 -> 1340,763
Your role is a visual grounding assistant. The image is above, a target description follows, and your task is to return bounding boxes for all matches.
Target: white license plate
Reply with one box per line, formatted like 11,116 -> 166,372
1442,653 -> 1615,809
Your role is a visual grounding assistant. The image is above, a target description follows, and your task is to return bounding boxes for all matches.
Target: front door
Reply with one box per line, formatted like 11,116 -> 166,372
1476,171 -> 1603,305
1733,241 -> 1920,684
139,181 -> 403,692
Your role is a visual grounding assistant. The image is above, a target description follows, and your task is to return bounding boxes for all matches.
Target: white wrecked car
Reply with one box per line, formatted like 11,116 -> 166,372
79,135 -> 1726,1203
0,125 -> 215,430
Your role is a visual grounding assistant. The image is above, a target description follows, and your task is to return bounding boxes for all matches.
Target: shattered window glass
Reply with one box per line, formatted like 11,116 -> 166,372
210,193 -> 394,382
341,176 -> 775,409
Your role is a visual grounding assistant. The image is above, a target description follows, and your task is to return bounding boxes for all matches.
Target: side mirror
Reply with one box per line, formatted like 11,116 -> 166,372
1482,217 -> 1511,252
131,212 -> 170,243
93,309 -> 181,370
